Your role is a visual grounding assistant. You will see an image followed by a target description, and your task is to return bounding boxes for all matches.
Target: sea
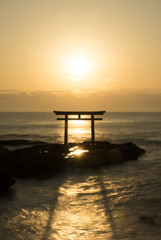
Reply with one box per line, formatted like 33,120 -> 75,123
0,112 -> 161,240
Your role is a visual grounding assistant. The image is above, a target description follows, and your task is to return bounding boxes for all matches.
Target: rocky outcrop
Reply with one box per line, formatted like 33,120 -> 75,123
0,140 -> 145,178
0,144 -> 68,178
119,142 -> 145,161
67,141 -> 145,168
0,170 -> 16,191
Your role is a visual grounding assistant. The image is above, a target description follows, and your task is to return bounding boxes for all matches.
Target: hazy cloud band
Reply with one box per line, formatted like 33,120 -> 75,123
0,88 -> 161,112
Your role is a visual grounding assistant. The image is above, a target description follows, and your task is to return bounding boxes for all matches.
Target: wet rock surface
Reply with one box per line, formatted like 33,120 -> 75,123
0,170 -> 16,191
0,140 -> 145,179
69,141 -> 145,168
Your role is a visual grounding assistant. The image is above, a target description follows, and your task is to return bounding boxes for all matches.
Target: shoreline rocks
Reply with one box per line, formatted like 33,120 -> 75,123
0,140 -> 145,180
69,141 -> 145,168
0,170 -> 16,191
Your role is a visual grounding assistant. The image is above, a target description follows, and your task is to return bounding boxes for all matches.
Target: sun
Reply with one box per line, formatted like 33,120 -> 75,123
67,55 -> 91,75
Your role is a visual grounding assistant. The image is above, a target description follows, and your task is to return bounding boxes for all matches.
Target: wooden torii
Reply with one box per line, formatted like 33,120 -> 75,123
54,111 -> 106,145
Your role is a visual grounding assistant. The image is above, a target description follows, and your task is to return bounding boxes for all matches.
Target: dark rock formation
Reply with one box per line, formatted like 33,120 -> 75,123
119,142 -> 145,161
0,146 -> 13,155
0,140 -> 145,178
0,170 -> 16,191
66,141 -> 145,168
0,144 -> 68,178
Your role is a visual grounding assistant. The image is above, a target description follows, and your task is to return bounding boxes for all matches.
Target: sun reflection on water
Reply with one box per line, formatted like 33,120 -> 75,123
70,120 -> 87,125
68,119 -> 90,142
66,146 -> 89,158
2,172 -> 141,239
51,176 -> 113,239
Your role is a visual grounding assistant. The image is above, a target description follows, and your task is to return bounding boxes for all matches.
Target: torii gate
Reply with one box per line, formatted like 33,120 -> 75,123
54,111 -> 106,145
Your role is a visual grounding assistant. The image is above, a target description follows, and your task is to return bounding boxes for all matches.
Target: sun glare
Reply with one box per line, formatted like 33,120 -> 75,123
68,55 -> 90,75
72,120 -> 86,125
74,150 -> 84,155
66,147 -> 89,158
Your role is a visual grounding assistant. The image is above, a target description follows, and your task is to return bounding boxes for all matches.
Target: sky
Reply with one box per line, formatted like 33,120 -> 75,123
0,0 -> 161,111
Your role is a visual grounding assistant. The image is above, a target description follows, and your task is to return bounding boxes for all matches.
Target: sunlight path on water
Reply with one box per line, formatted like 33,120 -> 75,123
50,175 -> 113,239
1,159 -> 161,240
0,172 -> 115,240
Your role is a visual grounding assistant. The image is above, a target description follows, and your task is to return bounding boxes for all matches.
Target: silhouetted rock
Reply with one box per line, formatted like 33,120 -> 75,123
0,170 -> 16,191
70,141 -> 145,167
119,142 -> 145,161
71,141 -> 145,161
0,144 -> 68,178
106,149 -> 122,164
0,140 -> 145,177
0,146 -> 12,155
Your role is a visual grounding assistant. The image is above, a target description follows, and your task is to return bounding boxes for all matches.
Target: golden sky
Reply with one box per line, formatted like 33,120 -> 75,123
0,0 -> 161,111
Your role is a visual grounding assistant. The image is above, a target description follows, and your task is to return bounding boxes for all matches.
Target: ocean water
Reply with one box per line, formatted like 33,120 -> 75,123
0,112 -> 161,239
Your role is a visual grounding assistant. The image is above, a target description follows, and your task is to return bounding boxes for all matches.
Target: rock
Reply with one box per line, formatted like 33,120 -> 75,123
72,149 -> 107,168
0,144 -> 68,178
91,149 -> 107,165
72,153 -> 93,168
72,141 -> 145,161
11,151 -> 67,178
68,141 -> 145,168
0,146 -> 12,155
119,142 -> 145,161
0,170 -> 16,191
0,141 -> 145,177
106,149 -> 122,164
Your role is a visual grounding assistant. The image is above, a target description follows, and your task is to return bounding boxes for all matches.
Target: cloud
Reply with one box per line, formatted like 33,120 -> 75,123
105,79 -> 116,83
72,89 -> 85,97
67,77 -> 85,82
0,88 -> 161,112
